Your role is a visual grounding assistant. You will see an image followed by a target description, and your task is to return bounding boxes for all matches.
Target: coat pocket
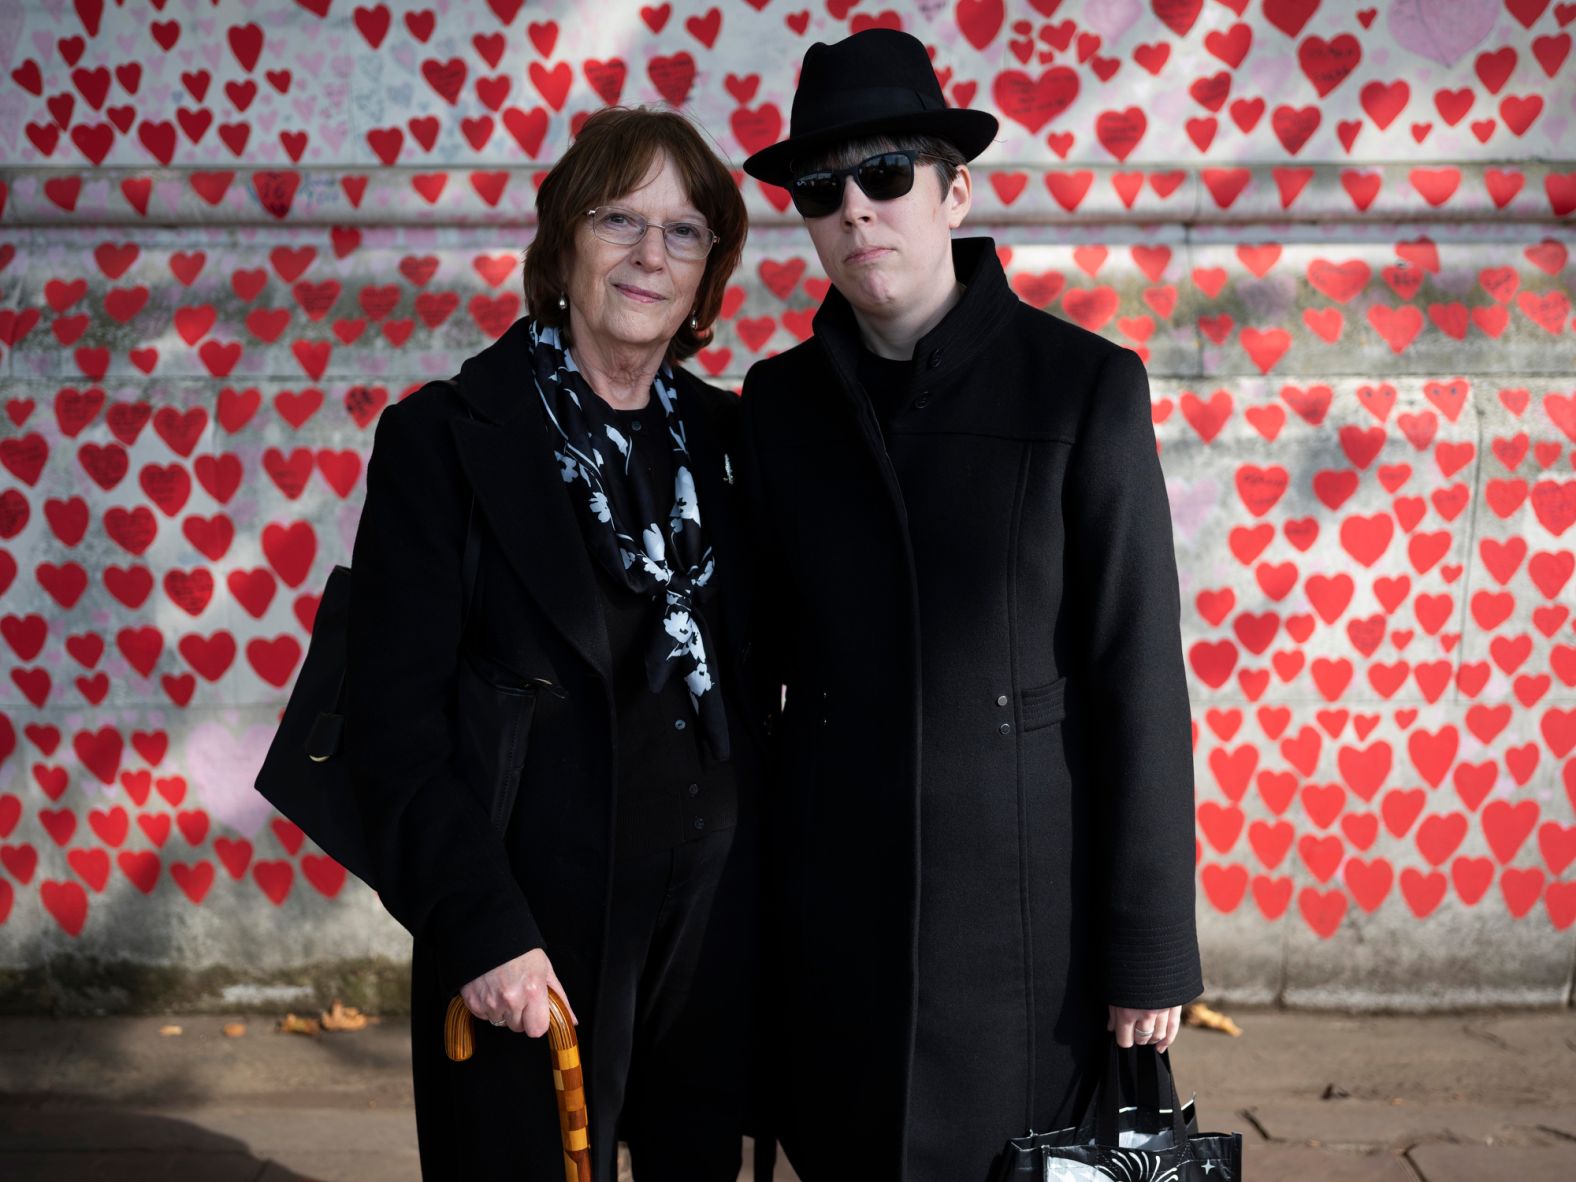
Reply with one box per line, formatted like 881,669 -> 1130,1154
1020,676 -> 1068,731
454,650 -> 547,836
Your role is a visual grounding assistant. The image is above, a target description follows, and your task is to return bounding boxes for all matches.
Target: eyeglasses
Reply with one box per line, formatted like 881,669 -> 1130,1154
788,150 -> 939,219
585,207 -> 718,261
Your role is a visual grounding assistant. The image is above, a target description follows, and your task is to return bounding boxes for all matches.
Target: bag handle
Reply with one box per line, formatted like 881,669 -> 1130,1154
1135,1046 -> 1187,1136
1091,1041 -> 1187,1149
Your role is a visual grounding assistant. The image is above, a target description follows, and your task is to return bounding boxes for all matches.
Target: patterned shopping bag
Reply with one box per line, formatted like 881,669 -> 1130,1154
993,1045 -> 1243,1180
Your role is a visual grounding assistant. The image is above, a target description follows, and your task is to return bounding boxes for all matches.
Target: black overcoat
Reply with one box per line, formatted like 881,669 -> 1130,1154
741,238 -> 1203,1182
343,318 -> 762,1180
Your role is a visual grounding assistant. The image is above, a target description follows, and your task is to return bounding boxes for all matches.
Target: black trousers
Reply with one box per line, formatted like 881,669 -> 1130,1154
410,821 -> 759,1181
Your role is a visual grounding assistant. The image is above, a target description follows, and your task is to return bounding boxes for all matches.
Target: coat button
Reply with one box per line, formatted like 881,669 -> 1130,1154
674,719 -> 686,731
927,350 -> 943,369
688,783 -> 700,797
631,420 -> 642,431
914,395 -> 930,409
693,817 -> 706,830
996,694 -> 1009,706
999,722 -> 1013,736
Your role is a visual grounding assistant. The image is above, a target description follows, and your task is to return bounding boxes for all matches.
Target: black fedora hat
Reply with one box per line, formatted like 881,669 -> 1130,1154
742,28 -> 998,188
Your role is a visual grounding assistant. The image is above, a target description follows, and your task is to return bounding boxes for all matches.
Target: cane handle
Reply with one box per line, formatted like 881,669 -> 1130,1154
443,990 -> 589,1182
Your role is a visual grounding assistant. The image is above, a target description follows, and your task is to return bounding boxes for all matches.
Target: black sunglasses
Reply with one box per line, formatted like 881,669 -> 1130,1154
788,150 -> 938,218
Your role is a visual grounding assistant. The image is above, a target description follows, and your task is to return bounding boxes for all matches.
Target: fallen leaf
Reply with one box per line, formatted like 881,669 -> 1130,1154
222,1022 -> 247,1038
158,1024 -> 183,1037
320,1000 -> 373,1032
1182,1001 -> 1242,1036
276,1013 -> 320,1037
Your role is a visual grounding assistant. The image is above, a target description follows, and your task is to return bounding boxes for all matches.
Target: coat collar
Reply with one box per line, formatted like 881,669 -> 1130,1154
799,237 -> 1016,533
453,317 -> 542,426
809,235 -> 1015,398
447,318 -> 746,688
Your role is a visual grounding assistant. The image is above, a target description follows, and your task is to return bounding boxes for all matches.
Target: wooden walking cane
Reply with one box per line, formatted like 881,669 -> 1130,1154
443,989 -> 591,1182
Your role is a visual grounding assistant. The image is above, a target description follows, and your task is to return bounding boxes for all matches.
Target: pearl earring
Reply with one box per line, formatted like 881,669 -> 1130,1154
690,313 -> 699,330
557,293 -> 567,310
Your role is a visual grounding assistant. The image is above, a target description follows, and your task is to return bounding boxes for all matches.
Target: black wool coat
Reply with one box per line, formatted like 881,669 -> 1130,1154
741,238 -> 1204,1182
343,318 -> 762,1180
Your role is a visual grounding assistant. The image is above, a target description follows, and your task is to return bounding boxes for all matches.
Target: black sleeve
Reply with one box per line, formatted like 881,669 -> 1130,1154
345,393 -> 543,990
1064,347 -> 1203,1010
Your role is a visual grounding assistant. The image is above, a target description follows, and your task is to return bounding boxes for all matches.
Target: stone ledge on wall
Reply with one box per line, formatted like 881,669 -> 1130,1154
1,162 -> 1573,226
2,222 -> 1570,385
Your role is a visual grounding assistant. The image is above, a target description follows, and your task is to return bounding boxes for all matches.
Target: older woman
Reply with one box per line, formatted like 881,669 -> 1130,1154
345,107 -> 757,1181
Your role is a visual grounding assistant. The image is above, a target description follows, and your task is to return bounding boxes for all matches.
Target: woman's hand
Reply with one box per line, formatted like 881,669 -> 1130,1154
1108,1004 -> 1181,1053
461,948 -> 578,1038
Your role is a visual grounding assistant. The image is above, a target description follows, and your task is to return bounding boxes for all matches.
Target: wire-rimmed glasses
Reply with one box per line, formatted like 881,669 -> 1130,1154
585,207 -> 718,261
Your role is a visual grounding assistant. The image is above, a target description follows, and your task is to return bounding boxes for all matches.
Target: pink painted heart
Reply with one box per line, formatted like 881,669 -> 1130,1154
185,718 -> 277,839
1388,0 -> 1498,67
1164,477 -> 1222,545
1083,0 -> 1142,43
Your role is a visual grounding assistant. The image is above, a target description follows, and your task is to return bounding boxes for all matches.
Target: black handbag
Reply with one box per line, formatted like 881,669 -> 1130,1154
993,1043 -> 1243,1181
253,390 -> 518,889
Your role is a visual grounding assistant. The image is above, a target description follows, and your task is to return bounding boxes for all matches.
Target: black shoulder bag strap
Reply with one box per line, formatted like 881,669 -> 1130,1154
319,379 -> 481,724
436,373 -> 482,632
460,403 -> 482,628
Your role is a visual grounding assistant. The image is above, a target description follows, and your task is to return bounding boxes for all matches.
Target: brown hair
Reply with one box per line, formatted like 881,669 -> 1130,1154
522,107 -> 747,363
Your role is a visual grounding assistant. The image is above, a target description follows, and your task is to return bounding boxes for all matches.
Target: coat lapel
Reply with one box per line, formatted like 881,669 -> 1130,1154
449,390 -> 613,683
445,319 -> 757,689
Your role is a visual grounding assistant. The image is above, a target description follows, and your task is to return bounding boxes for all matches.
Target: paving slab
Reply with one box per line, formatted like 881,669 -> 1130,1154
0,1105 -> 415,1156
1409,1143 -> 1576,1182
1246,1101 -> 1576,1148
0,1104 -> 793,1181
1245,1143 -> 1418,1181
0,1016 -> 414,1111
165,1107 -> 419,1158
254,1150 -> 421,1182
0,1106 -> 385,1181
4,1010 -> 1573,1181
1177,1013 -> 1576,1109
0,1151 -> 266,1182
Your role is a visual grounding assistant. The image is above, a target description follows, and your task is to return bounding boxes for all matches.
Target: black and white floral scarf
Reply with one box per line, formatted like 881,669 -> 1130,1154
526,320 -> 729,760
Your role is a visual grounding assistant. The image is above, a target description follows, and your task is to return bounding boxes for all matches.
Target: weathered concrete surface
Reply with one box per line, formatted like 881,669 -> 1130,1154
1,0 -> 1573,1014
0,953 -> 412,1018
4,1010 -> 1576,1181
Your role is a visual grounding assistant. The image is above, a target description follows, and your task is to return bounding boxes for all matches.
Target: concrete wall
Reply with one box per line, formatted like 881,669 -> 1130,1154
0,0 -> 1573,1013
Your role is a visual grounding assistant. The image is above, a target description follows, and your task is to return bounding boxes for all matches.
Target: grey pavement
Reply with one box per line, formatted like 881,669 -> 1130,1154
1,1009 -> 1574,1180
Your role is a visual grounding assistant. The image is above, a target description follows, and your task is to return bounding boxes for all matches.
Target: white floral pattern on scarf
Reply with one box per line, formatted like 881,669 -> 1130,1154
527,320 -> 728,758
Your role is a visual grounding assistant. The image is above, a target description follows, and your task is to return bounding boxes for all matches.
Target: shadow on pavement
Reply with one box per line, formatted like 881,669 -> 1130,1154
0,1099 -> 375,1181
